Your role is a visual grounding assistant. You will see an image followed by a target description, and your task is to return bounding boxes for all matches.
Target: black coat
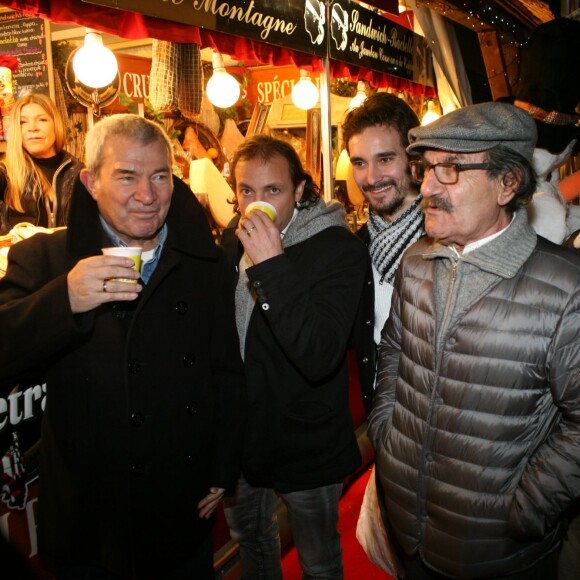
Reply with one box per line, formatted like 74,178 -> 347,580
353,223 -> 376,415
0,151 -> 83,234
222,217 -> 367,493
0,177 -> 246,576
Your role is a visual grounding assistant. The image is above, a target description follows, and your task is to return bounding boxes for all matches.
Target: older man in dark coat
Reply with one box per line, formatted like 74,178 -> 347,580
0,114 -> 245,579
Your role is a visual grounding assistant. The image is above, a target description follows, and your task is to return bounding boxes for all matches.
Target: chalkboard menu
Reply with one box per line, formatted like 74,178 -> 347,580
0,9 -> 52,99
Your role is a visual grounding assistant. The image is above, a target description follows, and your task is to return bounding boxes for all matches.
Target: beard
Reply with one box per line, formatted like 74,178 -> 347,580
362,179 -> 408,217
419,195 -> 455,213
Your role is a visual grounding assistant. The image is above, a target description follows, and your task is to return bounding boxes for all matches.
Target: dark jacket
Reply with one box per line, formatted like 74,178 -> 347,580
0,151 -> 84,234
368,209 -> 580,578
222,209 -> 367,493
353,223 -> 376,415
0,176 -> 246,577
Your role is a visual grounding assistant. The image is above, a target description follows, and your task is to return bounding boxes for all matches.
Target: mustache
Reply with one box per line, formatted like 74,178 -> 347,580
362,179 -> 397,194
420,195 -> 454,213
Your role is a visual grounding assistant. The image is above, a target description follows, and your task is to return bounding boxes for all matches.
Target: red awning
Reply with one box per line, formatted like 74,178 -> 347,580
0,0 -> 436,96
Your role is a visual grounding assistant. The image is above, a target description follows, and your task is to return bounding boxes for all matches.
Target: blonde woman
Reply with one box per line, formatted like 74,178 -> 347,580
0,93 -> 83,234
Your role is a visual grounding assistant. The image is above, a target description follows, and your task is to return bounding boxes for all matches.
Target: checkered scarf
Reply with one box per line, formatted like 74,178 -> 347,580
368,195 -> 424,285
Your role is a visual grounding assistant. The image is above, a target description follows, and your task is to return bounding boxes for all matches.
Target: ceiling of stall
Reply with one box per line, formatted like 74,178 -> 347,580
364,0 -> 554,33
418,0 -> 553,33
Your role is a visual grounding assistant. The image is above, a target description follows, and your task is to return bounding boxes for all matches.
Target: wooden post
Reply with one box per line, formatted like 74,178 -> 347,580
478,30 -> 514,101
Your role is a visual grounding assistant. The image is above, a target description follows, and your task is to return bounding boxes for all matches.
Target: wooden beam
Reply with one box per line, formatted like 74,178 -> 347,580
478,30 -> 511,101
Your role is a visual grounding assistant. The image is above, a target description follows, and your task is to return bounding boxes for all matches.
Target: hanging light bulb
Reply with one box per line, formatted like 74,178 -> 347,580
291,70 -> 319,110
206,51 -> 240,109
72,30 -> 118,89
335,149 -> 351,182
349,81 -> 367,109
421,101 -> 441,125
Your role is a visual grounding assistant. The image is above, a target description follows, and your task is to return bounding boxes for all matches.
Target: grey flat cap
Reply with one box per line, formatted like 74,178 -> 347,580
407,102 -> 537,161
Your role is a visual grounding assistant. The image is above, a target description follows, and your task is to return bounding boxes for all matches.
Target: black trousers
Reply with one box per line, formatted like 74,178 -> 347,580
55,534 -> 214,580
398,545 -> 560,580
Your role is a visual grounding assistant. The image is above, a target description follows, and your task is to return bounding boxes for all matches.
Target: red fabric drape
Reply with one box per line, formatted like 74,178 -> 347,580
329,61 -> 437,96
0,0 -> 435,95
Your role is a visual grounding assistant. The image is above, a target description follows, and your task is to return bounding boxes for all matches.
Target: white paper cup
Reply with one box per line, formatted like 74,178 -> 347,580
102,247 -> 142,283
245,201 -> 277,221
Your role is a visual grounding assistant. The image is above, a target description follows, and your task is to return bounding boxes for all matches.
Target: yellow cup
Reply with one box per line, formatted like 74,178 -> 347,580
245,201 -> 277,221
102,247 -> 142,283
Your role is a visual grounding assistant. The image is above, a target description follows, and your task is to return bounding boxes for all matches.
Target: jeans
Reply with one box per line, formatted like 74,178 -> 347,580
224,474 -> 343,579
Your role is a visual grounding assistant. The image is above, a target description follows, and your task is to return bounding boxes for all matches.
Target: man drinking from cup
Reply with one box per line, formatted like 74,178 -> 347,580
0,114 -> 245,579
220,134 -> 368,579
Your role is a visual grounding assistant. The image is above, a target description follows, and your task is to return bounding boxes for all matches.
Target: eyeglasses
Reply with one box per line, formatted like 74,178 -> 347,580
410,160 -> 491,185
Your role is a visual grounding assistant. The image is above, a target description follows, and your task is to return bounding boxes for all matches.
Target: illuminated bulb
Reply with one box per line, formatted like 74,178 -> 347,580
206,51 -> 240,109
291,70 -> 319,110
335,149 -> 351,181
421,101 -> 441,125
349,81 -> 367,109
72,30 -> 118,89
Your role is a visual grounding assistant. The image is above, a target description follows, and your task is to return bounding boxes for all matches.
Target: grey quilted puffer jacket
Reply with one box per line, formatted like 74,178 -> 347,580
368,208 -> 580,579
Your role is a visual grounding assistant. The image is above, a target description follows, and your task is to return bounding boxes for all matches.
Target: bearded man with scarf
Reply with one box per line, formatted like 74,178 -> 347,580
342,92 -> 424,413
220,135 -> 367,579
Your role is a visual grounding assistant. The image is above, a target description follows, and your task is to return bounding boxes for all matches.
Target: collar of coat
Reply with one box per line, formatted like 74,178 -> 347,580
66,174 -> 219,261
422,207 -> 537,279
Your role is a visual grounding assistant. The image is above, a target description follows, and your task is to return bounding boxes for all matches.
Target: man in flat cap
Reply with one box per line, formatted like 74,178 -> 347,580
367,102 -> 580,579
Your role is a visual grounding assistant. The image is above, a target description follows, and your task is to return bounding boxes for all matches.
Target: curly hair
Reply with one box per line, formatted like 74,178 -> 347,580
342,92 -> 420,153
229,135 -> 320,214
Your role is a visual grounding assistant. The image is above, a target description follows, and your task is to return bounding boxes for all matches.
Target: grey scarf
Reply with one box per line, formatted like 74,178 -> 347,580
235,199 -> 347,359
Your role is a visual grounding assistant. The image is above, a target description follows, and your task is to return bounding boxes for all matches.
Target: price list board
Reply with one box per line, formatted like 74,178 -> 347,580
0,9 -> 53,99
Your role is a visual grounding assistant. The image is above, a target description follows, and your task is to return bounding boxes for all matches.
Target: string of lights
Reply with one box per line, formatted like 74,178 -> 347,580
415,0 -> 531,45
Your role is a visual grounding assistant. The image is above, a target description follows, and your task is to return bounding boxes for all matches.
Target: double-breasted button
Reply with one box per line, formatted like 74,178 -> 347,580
175,301 -> 188,315
256,288 -> 265,296
128,360 -> 141,374
183,353 -> 195,367
252,281 -> 262,288
131,412 -> 145,427
187,401 -> 199,415
111,304 -> 125,319
261,303 -> 270,311
362,357 -> 369,364
131,463 -> 144,477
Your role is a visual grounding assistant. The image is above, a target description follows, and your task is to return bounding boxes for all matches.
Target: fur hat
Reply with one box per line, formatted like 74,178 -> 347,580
407,102 -> 537,161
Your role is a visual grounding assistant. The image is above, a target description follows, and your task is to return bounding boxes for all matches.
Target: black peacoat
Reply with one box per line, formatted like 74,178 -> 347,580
222,217 -> 367,493
0,177 -> 246,576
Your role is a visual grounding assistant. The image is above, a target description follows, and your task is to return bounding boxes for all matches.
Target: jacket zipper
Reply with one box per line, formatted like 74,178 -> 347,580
416,258 -> 459,542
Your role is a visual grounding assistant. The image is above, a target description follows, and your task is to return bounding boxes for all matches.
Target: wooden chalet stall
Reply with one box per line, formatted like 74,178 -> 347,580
0,0 -> 564,577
